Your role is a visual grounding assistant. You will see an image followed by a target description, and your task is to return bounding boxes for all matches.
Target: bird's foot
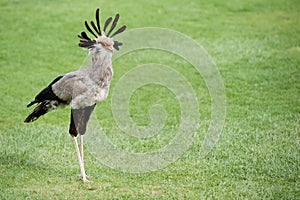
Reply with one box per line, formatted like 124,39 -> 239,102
77,173 -> 92,182
77,173 -> 91,178
81,177 -> 91,183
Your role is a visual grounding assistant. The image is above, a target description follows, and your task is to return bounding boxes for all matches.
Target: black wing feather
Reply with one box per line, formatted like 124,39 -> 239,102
27,75 -> 64,107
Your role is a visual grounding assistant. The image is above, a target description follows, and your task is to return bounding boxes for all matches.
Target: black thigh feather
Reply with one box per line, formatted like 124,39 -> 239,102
69,104 -> 96,137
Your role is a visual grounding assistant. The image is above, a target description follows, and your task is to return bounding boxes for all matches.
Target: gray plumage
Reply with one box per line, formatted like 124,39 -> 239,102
52,42 -> 113,109
24,8 -> 126,182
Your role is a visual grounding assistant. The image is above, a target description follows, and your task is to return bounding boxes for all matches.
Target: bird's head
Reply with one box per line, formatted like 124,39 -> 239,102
94,35 -> 114,52
78,8 -> 126,53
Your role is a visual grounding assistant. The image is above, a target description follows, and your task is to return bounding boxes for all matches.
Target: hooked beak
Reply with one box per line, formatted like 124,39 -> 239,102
104,44 -> 114,51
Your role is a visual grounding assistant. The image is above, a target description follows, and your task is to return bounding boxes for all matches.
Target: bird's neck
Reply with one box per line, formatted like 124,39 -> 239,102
90,51 -> 113,82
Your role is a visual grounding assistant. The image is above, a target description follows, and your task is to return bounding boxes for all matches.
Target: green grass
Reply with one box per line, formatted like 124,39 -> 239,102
0,0 -> 299,199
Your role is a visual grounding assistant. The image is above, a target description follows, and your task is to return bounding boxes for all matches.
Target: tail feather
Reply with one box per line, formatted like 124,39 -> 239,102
24,100 -> 60,123
27,100 -> 38,108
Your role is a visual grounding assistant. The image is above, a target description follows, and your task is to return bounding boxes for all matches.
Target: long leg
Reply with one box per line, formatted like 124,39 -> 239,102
79,135 -> 89,178
72,136 -> 88,182
69,104 -> 96,182
80,135 -> 84,165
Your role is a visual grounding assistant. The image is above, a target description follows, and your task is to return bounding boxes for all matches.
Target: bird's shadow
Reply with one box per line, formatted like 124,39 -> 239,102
0,152 -> 51,175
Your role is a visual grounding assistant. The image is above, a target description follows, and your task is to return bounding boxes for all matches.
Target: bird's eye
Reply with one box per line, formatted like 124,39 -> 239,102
103,43 -> 111,48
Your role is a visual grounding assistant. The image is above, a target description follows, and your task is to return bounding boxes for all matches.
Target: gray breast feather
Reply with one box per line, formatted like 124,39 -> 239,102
51,67 -> 112,109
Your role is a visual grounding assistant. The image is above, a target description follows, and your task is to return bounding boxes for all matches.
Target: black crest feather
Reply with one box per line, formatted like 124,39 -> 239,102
84,21 -> 97,38
107,13 -> 120,37
79,8 -> 126,50
91,21 -> 100,35
110,25 -> 126,38
96,8 -> 101,35
103,17 -> 112,33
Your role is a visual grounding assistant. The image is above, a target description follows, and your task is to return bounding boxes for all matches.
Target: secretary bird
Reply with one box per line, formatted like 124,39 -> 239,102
24,8 -> 126,182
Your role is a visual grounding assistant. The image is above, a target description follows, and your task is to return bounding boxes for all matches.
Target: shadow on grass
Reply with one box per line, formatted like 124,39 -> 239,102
0,152 -> 51,173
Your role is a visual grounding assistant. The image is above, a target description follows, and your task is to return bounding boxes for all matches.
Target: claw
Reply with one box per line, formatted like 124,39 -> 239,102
81,177 -> 91,183
77,173 -> 90,177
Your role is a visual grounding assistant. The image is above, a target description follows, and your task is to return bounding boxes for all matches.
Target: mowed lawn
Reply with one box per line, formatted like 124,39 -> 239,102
0,0 -> 299,199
